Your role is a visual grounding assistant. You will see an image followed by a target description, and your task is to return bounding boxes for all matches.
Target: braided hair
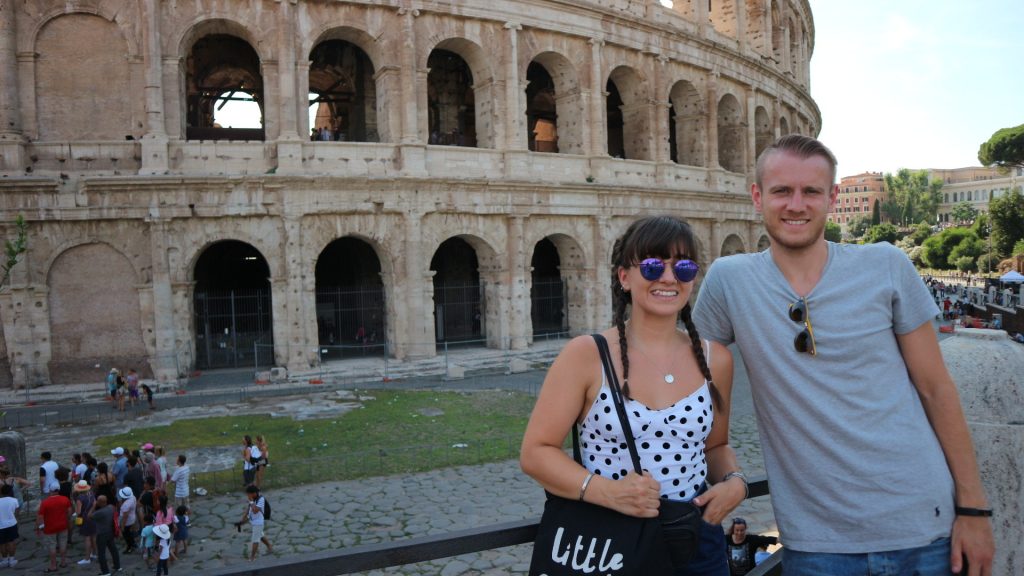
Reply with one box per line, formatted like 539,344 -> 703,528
610,216 -> 722,408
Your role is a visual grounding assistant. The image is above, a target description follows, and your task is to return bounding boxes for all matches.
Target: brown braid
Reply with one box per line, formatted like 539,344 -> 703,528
610,236 -> 633,397
681,304 -> 723,409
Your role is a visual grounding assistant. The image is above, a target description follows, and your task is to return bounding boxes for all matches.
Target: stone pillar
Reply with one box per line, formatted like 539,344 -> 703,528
140,0 -> 169,174
147,219 -> 181,382
281,217 -> 313,369
504,22 -> 525,150
772,98 -> 782,139
276,0 -> 303,172
592,216 -> 612,329
940,329 -> 1024,575
735,0 -> 748,53
695,0 -> 709,38
588,38 -> 606,156
652,54 -> 670,164
399,7 -> 420,144
706,74 -> 720,170
0,0 -> 26,171
745,91 -> 757,176
710,219 -> 723,261
269,277 -> 290,368
403,211 -> 434,359
507,217 -> 528,349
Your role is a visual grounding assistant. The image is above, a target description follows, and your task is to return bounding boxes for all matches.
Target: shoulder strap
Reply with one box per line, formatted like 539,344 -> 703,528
592,334 -> 643,474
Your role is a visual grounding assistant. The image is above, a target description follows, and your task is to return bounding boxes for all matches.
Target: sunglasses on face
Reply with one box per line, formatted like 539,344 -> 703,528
788,298 -> 817,355
638,258 -> 700,283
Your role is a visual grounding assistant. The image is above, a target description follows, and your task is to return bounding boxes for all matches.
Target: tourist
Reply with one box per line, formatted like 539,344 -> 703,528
236,484 -> 272,561
169,455 -> 190,510
0,484 -> 19,567
254,435 -> 269,488
725,517 -> 777,575
72,480 -> 97,566
37,484 -> 72,571
153,523 -> 175,574
693,134 -> 994,574
242,435 -> 257,487
39,451 -> 61,496
89,495 -> 121,575
117,487 -> 138,554
521,215 -> 746,574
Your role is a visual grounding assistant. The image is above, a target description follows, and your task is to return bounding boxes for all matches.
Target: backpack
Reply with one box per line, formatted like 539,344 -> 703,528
261,495 -> 271,521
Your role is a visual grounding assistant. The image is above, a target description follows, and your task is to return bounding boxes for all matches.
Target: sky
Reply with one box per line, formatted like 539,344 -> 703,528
808,0 -> 1024,176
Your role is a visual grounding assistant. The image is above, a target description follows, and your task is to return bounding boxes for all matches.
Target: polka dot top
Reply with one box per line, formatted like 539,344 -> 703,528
577,345 -> 713,502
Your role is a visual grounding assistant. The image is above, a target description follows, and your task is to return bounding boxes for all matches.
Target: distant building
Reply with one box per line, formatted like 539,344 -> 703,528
829,172 -> 886,227
932,167 -> 1024,225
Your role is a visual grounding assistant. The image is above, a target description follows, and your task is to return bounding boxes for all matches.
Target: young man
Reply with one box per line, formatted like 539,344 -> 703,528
236,485 -> 272,561
36,486 -> 71,571
693,135 -> 994,575
168,455 -> 190,510
725,517 -> 777,576
38,451 -> 60,496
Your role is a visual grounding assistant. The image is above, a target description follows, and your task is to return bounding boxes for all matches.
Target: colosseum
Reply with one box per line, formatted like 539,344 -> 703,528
0,0 -> 818,388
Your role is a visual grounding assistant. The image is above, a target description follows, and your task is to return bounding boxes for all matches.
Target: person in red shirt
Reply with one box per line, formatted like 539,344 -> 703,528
36,491 -> 72,572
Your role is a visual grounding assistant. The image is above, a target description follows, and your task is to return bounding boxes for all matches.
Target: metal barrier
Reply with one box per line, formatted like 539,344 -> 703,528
193,478 -> 780,576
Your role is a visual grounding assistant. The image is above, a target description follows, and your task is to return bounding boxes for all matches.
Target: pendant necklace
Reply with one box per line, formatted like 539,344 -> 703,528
630,337 -> 679,384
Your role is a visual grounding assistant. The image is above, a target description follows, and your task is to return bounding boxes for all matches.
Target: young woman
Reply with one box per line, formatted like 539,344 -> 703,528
521,216 -> 747,575
242,436 -> 256,487
253,435 -> 269,488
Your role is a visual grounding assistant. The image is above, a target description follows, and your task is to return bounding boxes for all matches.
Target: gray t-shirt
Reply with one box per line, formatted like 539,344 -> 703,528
692,242 -> 953,553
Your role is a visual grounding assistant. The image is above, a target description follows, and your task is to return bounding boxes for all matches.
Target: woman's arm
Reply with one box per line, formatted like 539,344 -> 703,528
692,341 -> 746,524
520,334 -> 661,518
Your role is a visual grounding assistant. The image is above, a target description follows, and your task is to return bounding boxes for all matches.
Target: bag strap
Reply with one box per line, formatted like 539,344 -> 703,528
593,333 -> 644,474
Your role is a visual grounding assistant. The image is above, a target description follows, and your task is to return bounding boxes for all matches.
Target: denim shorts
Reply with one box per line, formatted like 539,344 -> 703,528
784,537 -> 951,576
674,520 -> 729,576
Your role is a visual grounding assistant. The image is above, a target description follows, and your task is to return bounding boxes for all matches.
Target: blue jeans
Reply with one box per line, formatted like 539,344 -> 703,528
676,520 -> 729,576
784,537 -> 951,576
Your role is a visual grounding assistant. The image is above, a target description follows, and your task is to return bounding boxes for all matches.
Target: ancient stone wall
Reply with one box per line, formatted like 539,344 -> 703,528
0,0 -> 818,387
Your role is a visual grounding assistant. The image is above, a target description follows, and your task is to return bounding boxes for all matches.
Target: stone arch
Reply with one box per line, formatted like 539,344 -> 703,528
191,240 -> 274,369
717,93 -> 746,173
669,79 -> 705,167
754,105 -> 772,160
721,234 -> 746,256
430,234 -> 500,345
176,18 -> 267,141
530,233 -> 587,338
525,51 -> 584,155
34,13 -> 133,141
314,236 -> 387,358
779,114 -> 790,136
607,65 -> 651,160
757,234 -> 771,251
308,35 -> 379,142
47,243 -> 148,384
426,37 -> 496,148
307,26 -> 382,72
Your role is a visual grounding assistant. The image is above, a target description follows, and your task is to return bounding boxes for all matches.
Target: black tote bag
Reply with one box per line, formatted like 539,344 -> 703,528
528,334 -> 674,576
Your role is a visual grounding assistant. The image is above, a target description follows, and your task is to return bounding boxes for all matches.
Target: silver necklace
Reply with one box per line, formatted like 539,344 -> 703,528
630,338 -> 679,384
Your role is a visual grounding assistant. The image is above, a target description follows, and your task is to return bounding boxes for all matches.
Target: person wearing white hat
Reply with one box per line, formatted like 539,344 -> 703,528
117,487 -> 138,554
153,523 -> 175,575
110,448 -> 128,491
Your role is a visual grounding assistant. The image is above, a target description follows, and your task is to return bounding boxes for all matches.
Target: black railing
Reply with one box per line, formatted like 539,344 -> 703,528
195,478 -> 781,576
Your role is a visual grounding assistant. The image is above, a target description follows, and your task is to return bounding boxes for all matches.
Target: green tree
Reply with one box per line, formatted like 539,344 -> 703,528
864,223 -> 899,244
954,255 -> 977,273
1,215 -> 28,290
988,186 -> 1024,256
871,199 -> 881,225
921,227 -> 974,269
948,235 -> 985,265
882,169 -> 943,226
950,202 -> 979,225
970,212 -> 989,239
908,221 -> 932,246
978,123 -> 1024,171
824,221 -> 841,243
1014,239 -> 1024,256
848,215 -> 872,239
978,252 -> 1001,273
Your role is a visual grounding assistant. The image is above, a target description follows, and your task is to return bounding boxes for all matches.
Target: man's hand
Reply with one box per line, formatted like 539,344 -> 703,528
951,515 -> 994,576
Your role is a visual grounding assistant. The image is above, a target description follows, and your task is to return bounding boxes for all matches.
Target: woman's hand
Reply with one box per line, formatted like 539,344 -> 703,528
594,471 -> 662,518
692,475 -> 746,525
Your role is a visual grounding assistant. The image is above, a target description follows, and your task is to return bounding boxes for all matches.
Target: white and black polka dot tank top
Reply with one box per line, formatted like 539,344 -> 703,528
577,342 -> 713,502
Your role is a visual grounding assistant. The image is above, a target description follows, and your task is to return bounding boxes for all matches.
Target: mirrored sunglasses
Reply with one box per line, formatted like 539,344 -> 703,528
638,258 -> 700,283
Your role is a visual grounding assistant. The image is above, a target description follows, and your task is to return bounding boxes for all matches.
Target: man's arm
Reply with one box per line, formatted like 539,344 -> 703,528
897,322 -> 994,576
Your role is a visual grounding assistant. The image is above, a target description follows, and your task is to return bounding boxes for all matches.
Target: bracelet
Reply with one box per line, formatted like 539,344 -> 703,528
579,472 -> 595,502
722,471 -> 749,499
954,506 -> 993,517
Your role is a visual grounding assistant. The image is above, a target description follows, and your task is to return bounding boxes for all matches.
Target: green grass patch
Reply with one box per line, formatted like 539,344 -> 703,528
95,389 -> 537,493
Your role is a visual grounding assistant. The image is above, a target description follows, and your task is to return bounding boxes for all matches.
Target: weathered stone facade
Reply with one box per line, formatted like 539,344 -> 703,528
0,0 -> 819,387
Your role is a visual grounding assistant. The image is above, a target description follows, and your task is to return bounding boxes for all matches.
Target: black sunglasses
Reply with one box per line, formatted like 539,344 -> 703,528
638,258 -> 700,283
788,298 -> 817,355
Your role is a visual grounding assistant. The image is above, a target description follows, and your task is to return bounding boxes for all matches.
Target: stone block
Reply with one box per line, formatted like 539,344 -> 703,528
269,367 -> 288,382
508,357 -> 532,373
0,431 -> 26,478
445,364 -> 465,379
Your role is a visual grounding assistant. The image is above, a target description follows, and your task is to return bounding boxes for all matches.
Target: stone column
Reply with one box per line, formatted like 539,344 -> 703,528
695,0 -> 709,39
504,22 -> 525,150
140,0 -> 169,174
736,0 -> 748,53
281,216 -> 313,369
147,218 -> 181,383
507,216 -> 528,349
399,7 -> 420,144
403,210 -> 434,359
772,97 -> 782,139
710,219 -> 723,261
588,38 -> 606,156
706,73 -> 720,170
0,0 -> 26,171
652,54 -> 670,164
276,0 -> 304,172
591,216 -> 612,329
746,91 -> 757,176
940,329 -> 1024,575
